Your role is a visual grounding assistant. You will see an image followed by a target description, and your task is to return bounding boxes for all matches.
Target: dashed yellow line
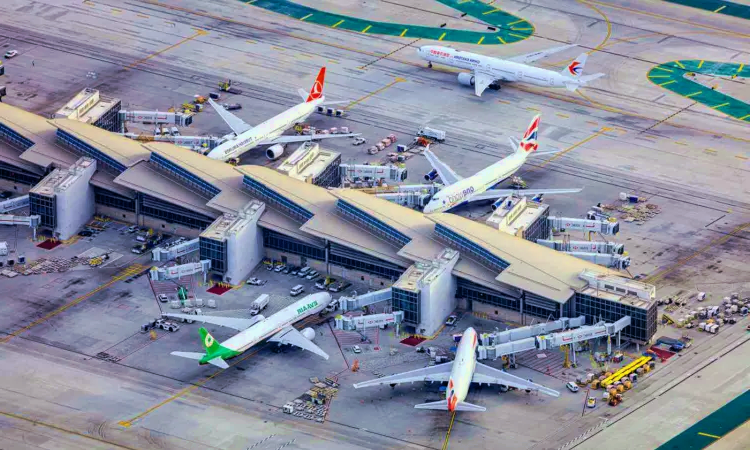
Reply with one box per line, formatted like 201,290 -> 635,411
653,66 -> 673,72
361,25 -> 372,33
713,6 -> 726,13
508,19 -> 525,26
477,36 -> 485,45
300,13 -> 312,21
735,155 -> 748,160
400,28 -> 408,37
697,60 -> 704,69
332,19 -> 345,28
685,91 -> 702,98
712,102 -> 729,110
556,113 -> 569,118
674,60 -> 685,69
137,13 -> 149,18
497,36 -> 506,44
658,80 -> 676,87
439,32 -> 447,41
674,141 -> 688,146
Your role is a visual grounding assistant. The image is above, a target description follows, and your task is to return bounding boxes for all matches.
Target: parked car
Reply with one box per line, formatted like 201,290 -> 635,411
78,230 -> 93,237
587,397 -> 597,408
282,266 -> 291,274
315,278 -> 328,289
4,50 -> 18,59
274,264 -> 286,273
157,294 -> 169,303
246,277 -> 266,286
290,285 -> 305,296
127,225 -> 138,233
298,266 -> 311,277
305,270 -> 319,280
445,315 -> 458,326
0,191 -> 13,199
352,345 -> 362,354
328,281 -> 351,293
352,137 -> 367,146
566,382 -> 580,393
290,267 -> 300,276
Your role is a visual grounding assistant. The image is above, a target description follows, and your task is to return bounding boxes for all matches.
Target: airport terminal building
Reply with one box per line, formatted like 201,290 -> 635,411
0,103 -> 658,343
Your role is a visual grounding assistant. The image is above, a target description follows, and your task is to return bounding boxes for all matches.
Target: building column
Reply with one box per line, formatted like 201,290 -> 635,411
325,239 -> 330,273
519,294 -> 524,324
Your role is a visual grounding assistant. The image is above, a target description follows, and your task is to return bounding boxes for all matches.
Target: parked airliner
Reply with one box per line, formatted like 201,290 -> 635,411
417,44 -> 605,96
422,114 -> 582,214
167,292 -> 332,368
206,67 -> 358,161
353,327 -> 559,412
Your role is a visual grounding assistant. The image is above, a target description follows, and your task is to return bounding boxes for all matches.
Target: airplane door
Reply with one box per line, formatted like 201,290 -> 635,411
516,70 -> 523,81
549,76 -> 555,86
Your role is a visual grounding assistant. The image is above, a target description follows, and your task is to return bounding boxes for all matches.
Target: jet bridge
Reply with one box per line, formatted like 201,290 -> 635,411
335,311 -> 404,332
477,315 -> 631,362
119,110 -> 193,127
339,287 -> 392,312
151,238 -> 199,262
0,195 -> 29,213
149,260 -> 211,284
0,214 -> 41,239
536,239 -> 625,255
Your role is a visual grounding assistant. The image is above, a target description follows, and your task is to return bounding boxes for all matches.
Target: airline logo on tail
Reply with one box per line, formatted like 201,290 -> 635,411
520,115 -> 540,152
306,67 -> 326,102
567,61 -> 582,76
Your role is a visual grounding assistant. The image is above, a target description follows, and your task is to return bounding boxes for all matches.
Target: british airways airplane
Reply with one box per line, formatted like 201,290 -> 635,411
417,44 -> 605,96
422,115 -> 582,214
354,327 -> 559,412
206,67 -> 358,162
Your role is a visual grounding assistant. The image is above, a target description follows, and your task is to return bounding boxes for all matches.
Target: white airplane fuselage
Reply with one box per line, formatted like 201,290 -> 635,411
423,152 -> 527,214
206,99 -> 322,161
447,327 -> 479,411
221,292 -> 331,353
418,46 -> 578,89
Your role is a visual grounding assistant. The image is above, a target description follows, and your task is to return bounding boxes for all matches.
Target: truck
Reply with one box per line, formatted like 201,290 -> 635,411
0,241 -> 7,257
417,126 -> 446,142
250,294 -> 270,315
655,336 -> 686,351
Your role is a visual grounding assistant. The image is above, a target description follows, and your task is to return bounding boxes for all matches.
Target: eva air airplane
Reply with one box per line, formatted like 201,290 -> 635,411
167,292 -> 333,368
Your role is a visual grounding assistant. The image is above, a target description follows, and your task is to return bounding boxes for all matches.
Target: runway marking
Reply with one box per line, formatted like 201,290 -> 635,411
442,412 -> 457,450
126,29 -> 207,70
508,32 -> 526,39
704,148 -> 718,153
245,0 -> 257,3
458,0 -> 472,3
580,0 -> 612,53
738,64 -> 745,75
674,141 -> 688,145
400,28 -> 408,37
644,223 -> 750,284
483,7 -> 501,15
361,25 -> 372,33
0,264 -> 145,344
272,46 -> 285,51
511,27 -> 533,31
477,36 -> 485,45
697,60 -> 704,69
508,19 -> 525,25
713,6 -> 726,14
740,113 -> 750,120
735,155 -> 748,160
344,77 -> 406,110
439,32 -> 447,41
648,75 -> 670,78
327,59 -> 339,64
497,36 -> 506,44
119,343 -> 271,427
685,91 -> 702,98
658,80 -> 676,87
556,113 -> 569,118
525,127 -> 611,173
332,19 -> 345,28
136,13 -> 149,18
652,66 -> 673,72
0,410 -> 138,450
674,60 -> 686,69
300,13 -> 312,21
712,102 -> 729,109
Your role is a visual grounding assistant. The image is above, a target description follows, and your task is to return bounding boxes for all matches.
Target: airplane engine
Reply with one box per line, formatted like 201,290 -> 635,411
424,169 -> 438,181
301,327 -> 316,341
457,72 -> 475,87
491,198 -> 513,211
266,144 -> 285,160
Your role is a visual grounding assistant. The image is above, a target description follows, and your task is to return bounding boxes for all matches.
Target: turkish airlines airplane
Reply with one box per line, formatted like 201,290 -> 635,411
422,114 -> 582,214
167,292 -> 332,368
417,44 -> 605,96
353,327 -> 559,412
206,67 -> 358,161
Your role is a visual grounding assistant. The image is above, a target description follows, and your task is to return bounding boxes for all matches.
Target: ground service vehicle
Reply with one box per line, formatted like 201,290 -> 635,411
250,294 -> 270,316
290,285 -> 305,296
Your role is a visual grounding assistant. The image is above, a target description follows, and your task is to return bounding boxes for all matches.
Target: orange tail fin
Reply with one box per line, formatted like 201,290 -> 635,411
306,67 -> 326,102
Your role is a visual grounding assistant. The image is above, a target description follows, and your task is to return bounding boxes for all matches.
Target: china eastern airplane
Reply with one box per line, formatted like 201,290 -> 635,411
353,327 -> 559,412
167,292 -> 332,368
417,44 -> 605,96
206,67 -> 358,161
422,114 -> 582,214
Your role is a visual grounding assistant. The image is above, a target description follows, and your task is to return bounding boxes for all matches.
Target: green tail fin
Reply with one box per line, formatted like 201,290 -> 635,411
199,327 -> 222,355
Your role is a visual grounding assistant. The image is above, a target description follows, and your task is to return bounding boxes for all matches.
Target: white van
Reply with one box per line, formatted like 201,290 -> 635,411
290,285 -> 305,296
298,266 -> 311,277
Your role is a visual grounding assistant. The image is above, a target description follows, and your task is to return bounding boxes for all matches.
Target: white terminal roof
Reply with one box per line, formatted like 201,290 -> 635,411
277,141 -> 340,183
487,195 -> 548,237
0,102 -> 652,307
201,200 -> 264,241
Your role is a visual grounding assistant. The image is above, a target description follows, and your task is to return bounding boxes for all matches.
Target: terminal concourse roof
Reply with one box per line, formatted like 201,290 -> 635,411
51,118 -> 151,168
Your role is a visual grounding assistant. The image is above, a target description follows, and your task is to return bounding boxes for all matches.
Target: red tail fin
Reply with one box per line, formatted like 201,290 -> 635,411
306,67 -> 326,102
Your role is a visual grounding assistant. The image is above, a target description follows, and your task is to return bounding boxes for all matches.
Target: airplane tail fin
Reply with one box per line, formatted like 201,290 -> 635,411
306,67 -> 326,102
515,114 -> 540,154
199,327 -> 222,355
414,400 -> 486,412
562,53 -> 587,79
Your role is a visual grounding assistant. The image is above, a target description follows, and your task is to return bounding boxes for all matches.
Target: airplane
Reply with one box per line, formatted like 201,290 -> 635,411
353,327 -> 559,412
416,44 -> 605,96
206,67 -> 359,162
167,292 -> 333,368
421,114 -> 582,214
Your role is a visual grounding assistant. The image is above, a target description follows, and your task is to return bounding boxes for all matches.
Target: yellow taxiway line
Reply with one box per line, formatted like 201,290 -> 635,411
344,77 -> 406,110
525,127 -> 612,173
442,411 -> 457,450
126,29 -> 206,69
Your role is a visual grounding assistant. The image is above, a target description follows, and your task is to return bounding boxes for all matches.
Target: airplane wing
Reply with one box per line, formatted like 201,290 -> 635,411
268,326 -> 329,360
415,399 -> 486,411
257,133 -> 360,146
353,362 -> 454,388
472,70 -> 496,97
424,149 -> 463,186
473,362 -> 560,397
507,44 -> 577,65
208,98 -> 253,135
470,188 -> 583,201
162,313 -> 264,332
